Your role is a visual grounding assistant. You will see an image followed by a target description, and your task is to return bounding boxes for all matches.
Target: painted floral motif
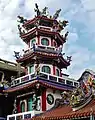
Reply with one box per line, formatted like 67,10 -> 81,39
70,70 -> 95,109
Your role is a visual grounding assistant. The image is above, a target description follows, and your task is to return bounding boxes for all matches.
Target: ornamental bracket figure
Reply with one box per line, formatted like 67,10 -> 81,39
41,7 -> 48,17
53,9 -> 61,20
67,56 -> 72,63
59,20 -> 69,28
14,51 -> 21,59
17,16 -> 27,24
34,3 -> 41,16
12,98 -> 17,114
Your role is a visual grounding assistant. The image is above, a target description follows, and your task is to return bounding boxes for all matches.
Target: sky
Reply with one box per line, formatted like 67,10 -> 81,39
0,0 -> 95,80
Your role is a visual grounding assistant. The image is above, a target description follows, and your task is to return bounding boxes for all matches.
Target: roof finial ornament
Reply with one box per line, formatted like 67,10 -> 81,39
34,3 -> 41,16
17,16 -> 27,24
41,7 -> 48,17
65,31 -> 69,39
59,20 -> 69,28
67,56 -> 72,63
14,51 -> 21,59
53,9 -> 61,20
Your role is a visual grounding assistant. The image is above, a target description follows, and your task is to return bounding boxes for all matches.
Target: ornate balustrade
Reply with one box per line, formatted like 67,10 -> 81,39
7,111 -> 42,120
23,45 -> 57,55
11,72 -> 78,87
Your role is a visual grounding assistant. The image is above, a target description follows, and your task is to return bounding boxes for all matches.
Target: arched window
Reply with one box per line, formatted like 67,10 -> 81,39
28,98 -> 32,111
56,69 -> 60,76
41,38 -> 49,46
21,102 -> 25,112
29,65 -> 34,73
42,66 -> 51,74
30,39 -> 36,47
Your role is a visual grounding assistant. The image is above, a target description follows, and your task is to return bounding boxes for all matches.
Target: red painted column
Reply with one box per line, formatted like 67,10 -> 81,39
51,39 -> 53,46
53,66 -> 56,75
37,36 -> 40,45
60,69 -> 62,77
42,89 -> 46,111
17,101 -> 21,113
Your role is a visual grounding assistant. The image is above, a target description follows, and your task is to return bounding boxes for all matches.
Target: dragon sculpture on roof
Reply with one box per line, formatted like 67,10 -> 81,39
70,69 -> 95,111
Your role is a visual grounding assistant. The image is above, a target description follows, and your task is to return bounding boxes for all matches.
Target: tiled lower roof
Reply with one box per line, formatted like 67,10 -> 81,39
32,99 -> 95,120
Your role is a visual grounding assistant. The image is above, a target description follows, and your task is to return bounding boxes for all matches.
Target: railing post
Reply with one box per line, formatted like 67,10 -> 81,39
73,82 -> 74,86
57,77 -> 58,82
19,78 -> 21,84
65,80 -> 66,84
48,74 -> 49,80
29,74 -> 31,80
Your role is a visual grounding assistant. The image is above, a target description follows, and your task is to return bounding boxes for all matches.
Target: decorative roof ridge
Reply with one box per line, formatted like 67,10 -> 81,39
23,15 -> 58,27
72,94 -> 93,111
16,51 -> 70,67
31,99 -> 95,120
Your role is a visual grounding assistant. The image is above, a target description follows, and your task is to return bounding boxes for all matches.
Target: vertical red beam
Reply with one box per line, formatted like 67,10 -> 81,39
53,66 -> 56,75
42,89 -> 46,111
37,36 -> 40,45
51,39 -> 53,46
60,69 -> 62,77
17,101 -> 21,113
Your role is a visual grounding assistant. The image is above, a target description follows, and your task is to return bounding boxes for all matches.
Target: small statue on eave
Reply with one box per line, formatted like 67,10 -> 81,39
32,93 -> 38,110
14,51 -> 21,59
62,31 -> 69,41
65,31 -> 69,38
35,64 -> 40,76
53,91 -> 70,109
59,20 -> 69,28
18,25 -> 27,34
67,56 -> 72,63
53,9 -> 61,20
18,25 -> 22,34
35,20 -> 40,28
12,98 -> 17,114
17,16 -> 27,24
41,7 -> 48,17
34,3 -> 41,16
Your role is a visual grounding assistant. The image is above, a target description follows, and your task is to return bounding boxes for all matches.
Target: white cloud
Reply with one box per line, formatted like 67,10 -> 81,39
81,0 -> 95,11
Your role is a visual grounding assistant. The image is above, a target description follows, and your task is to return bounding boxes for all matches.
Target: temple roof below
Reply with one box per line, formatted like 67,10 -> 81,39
32,98 -> 95,120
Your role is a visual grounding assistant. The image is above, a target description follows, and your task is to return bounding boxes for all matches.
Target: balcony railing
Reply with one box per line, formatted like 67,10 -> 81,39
24,45 -> 58,56
11,72 -> 79,87
7,111 -> 42,120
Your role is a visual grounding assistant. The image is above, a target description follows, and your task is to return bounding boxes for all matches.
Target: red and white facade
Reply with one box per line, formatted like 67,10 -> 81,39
5,5 -> 79,120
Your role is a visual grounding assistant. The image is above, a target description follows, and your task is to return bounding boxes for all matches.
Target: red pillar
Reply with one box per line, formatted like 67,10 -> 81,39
42,89 -> 46,111
53,66 -> 56,75
51,39 -> 53,47
17,101 -> 21,113
37,36 -> 40,45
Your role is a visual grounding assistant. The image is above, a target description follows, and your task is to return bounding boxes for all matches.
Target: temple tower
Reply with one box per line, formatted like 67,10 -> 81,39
6,4 -> 78,120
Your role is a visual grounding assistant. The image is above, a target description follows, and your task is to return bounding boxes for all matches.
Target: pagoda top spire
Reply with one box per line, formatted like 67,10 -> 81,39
52,9 -> 61,20
17,3 -> 69,33
34,3 -> 62,20
34,3 -> 48,17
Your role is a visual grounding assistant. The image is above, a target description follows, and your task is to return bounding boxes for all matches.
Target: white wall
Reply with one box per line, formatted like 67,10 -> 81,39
46,88 -> 61,110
